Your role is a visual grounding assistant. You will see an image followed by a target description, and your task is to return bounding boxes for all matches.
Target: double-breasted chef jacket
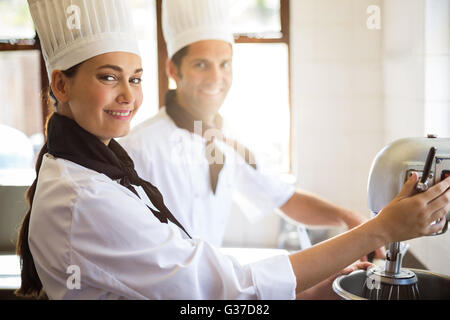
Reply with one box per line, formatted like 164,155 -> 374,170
120,108 -> 296,247
29,152 -> 297,299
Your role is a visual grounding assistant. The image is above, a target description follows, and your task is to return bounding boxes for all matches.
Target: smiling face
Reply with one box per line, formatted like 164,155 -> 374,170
52,52 -> 143,145
168,40 -> 233,125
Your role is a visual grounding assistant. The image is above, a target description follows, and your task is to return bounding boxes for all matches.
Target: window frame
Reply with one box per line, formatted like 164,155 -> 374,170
156,0 -> 292,171
0,35 -> 48,130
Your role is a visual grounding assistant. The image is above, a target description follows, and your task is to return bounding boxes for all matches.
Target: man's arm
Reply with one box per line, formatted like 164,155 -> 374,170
279,190 -> 366,229
279,190 -> 386,259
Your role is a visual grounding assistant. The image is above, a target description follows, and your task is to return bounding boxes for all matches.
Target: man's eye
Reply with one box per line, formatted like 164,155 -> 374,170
195,62 -> 206,68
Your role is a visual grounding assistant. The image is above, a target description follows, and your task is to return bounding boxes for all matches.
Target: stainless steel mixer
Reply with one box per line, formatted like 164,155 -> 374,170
333,136 -> 450,300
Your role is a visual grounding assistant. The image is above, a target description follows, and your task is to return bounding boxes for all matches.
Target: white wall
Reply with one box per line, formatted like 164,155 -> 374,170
382,0 -> 426,143
424,0 -> 450,138
290,0 -> 384,221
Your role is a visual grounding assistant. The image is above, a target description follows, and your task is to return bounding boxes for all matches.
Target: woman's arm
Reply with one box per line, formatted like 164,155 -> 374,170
288,173 -> 450,294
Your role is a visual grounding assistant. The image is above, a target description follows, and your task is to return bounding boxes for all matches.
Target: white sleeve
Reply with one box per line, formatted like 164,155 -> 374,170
233,162 -> 295,222
70,182 -> 296,300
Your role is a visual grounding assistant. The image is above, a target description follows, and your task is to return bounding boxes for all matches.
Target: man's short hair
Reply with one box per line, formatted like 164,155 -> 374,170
171,45 -> 189,70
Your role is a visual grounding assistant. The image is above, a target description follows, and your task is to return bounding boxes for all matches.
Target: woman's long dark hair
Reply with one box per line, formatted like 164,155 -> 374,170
15,65 -> 80,298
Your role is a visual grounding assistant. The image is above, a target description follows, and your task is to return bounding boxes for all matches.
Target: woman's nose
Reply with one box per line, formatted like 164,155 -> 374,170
117,81 -> 135,104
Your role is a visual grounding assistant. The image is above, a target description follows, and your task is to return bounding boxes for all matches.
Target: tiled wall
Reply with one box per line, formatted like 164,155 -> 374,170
424,0 -> 450,138
382,0 -> 426,143
291,0 -> 385,221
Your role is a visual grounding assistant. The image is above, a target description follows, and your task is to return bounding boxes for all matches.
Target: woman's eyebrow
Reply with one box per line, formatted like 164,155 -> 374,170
97,65 -> 143,73
97,64 -> 122,72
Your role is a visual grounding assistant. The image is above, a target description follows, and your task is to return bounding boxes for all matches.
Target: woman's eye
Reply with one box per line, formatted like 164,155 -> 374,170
99,75 -> 116,81
130,77 -> 142,85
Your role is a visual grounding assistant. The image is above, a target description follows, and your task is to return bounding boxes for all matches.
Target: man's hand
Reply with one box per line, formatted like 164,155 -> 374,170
296,261 -> 374,300
360,247 -> 386,262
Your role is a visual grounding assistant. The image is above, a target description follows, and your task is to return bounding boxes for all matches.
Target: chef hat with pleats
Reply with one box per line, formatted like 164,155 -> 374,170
27,0 -> 140,82
162,0 -> 235,59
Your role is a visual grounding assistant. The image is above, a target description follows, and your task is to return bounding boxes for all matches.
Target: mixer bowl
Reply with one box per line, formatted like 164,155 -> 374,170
333,269 -> 450,300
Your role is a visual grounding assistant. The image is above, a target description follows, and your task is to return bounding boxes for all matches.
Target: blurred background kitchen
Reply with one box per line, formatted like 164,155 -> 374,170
0,0 -> 449,296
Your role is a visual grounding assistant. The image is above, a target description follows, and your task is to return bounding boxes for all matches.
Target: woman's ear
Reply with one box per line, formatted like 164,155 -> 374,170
51,70 -> 70,103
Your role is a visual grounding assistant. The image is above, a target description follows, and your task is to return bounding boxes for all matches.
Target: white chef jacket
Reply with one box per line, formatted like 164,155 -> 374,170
120,108 -> 295,247
28,153 -> 296,299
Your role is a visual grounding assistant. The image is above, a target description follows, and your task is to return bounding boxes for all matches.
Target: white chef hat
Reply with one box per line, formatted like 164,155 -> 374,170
27,0 -> 140,82
162,0 -> 235,59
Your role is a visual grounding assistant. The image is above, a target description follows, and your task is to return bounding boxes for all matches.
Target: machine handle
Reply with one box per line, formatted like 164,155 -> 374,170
416,147 -> 436,192
421,147 -> 436,183
414,147 -> 447,236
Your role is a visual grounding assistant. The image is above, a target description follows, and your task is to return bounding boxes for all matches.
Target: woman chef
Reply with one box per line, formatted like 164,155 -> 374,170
16,0 -> 450,300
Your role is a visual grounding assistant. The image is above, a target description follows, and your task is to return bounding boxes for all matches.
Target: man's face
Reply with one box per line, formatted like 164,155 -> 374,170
170,40 -> 233,123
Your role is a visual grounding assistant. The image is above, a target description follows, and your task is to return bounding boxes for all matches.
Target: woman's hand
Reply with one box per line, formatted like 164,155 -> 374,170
375,173 -> 450,244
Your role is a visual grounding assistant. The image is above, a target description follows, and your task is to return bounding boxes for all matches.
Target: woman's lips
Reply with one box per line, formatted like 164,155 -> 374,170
104,109 -> 133,119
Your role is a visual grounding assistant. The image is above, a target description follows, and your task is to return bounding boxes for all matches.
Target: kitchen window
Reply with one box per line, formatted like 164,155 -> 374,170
0,0 -> 42,137
0,0 -> 43,176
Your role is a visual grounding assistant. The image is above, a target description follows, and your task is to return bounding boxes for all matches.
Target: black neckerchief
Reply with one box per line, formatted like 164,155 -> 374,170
165,90 -> 257,194
46,113 -> 191,238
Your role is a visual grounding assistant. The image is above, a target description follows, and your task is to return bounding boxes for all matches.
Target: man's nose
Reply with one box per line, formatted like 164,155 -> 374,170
206,65 -> 222,83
